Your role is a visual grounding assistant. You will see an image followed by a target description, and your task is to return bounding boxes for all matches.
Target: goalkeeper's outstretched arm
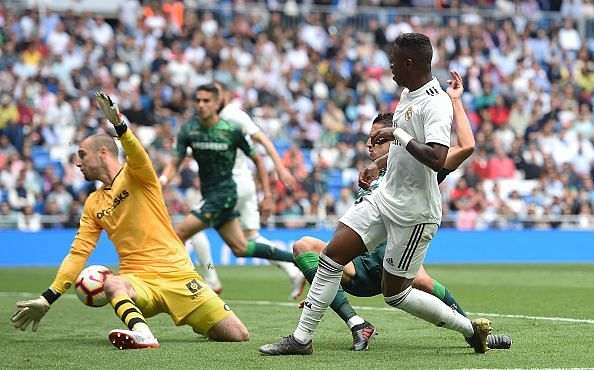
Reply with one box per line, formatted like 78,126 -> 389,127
95,92 -> 153,170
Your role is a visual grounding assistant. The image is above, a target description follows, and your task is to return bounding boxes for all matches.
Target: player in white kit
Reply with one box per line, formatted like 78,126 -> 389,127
187,82 -> 303,298
260,33 -> 492,355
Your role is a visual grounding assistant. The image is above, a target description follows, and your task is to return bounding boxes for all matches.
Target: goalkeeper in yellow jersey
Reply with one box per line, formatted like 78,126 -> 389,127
10,92 -> 249,349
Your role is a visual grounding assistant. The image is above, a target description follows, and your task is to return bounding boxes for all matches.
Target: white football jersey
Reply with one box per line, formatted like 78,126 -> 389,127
219,104 -> 260,177
375,77 -> 453,226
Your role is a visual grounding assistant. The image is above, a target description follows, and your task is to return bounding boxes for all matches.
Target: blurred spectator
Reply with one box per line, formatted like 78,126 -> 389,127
42,199 -> 64,229
487,147 -> 516,179
334,186 -> 355,218
8,174 -> 35,211
45,181 -> 73,214
450,177 -> 474,211
63,153 -> 86,194
63,199 -> 82,229
0,3 -> 590,231
303,168 -> 328,196
0,94 -> 18,133
17,205 -> 41,232
0,201 -> 18,229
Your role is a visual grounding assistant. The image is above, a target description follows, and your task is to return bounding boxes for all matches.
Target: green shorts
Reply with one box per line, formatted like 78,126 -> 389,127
342,242 -> 386,297
191,189 -> 238,229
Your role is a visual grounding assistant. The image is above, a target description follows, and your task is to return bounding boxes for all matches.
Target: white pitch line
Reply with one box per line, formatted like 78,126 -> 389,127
223,299 -> 594,325
2,292 -> 593,325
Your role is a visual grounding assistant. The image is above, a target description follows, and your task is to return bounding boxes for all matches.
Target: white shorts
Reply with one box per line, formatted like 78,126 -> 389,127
340,195 -> 438,279
233,174 -> 260,231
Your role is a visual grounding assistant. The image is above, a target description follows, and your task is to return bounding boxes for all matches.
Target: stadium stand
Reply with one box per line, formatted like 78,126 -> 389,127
0,0 -> 592,231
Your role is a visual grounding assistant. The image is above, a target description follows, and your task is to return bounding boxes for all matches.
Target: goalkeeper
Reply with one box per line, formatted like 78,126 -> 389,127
291,71 -> 511,351
10,92 -> 249,349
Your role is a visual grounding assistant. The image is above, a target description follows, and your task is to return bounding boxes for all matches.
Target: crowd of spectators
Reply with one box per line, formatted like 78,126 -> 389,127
0,0 -> 592,232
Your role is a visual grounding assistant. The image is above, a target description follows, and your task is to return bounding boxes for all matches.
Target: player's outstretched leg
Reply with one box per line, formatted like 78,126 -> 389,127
188,232 -> 222,294
414,267 -> 511,349
384,285 -> 492,353
413,267 -> 467,316
293,237 -> 376,351
244,234 -> 295,262
249,234 -> 305,299
104,277 -> 159,350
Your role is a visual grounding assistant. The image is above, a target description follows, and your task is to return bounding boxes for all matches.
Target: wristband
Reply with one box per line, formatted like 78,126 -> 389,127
114,123 -> 128,137
41,288 -> 61,305
393,127 -> 413,148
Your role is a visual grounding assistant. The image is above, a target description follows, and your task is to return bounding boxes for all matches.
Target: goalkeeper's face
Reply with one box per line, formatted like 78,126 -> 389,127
76,138 -> 105,181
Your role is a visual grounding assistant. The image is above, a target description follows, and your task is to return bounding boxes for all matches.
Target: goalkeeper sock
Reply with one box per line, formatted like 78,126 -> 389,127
111,295 -> 150,332
245,236 -> 294,263
432,279 -> 467,317
295,252 -> 361,328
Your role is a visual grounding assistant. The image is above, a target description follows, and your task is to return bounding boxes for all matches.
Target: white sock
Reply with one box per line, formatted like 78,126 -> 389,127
293,253 -> 344,344
385,287 -> 474,337
132,322 -> 152,334
190,232 -> 220,289
347,316 -> 365,329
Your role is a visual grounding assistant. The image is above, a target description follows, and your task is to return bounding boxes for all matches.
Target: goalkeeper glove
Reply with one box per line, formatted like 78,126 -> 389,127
11,296 -> 51,332
96,91 -> 124,126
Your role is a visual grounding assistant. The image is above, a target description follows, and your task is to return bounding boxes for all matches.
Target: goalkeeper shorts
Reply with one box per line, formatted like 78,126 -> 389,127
124,271 -> 234,333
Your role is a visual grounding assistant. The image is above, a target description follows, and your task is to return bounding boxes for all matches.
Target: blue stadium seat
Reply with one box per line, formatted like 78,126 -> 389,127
329,184 -> 342,199
274,140 -> 291,157
32,147 -> 52,172
50,161 -> 64,179
301,150 -> 313,170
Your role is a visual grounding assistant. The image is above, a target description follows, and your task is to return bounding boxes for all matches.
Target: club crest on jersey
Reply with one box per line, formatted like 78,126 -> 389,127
405,106 -> 414,121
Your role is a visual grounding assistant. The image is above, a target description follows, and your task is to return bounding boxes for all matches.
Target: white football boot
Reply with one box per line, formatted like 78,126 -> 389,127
108,329 -> 159,350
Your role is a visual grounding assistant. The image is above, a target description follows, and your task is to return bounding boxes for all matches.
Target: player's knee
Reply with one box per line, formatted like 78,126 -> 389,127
412,274 -> 433,293
228,240 -> 247,256
103,276 -> 126,300
292,237 -> 313,257
234,325 -> 250,342
207,317 -> 250,342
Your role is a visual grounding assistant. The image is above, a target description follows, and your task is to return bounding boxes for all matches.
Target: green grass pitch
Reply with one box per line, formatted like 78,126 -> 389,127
1,264 -> 593,369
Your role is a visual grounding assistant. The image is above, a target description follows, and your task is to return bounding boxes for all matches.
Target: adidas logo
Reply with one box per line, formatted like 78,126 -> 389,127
385,257 -> 394,266
425,87 -> 440,96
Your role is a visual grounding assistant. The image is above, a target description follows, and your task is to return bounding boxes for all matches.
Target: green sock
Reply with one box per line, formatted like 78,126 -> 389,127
245,239 -> 294,263
295,252 -> 358,325
432,279 -> 467,317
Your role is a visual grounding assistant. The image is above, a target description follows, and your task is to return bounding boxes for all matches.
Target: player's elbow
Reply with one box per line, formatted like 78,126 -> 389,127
460,142 -> 476,158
